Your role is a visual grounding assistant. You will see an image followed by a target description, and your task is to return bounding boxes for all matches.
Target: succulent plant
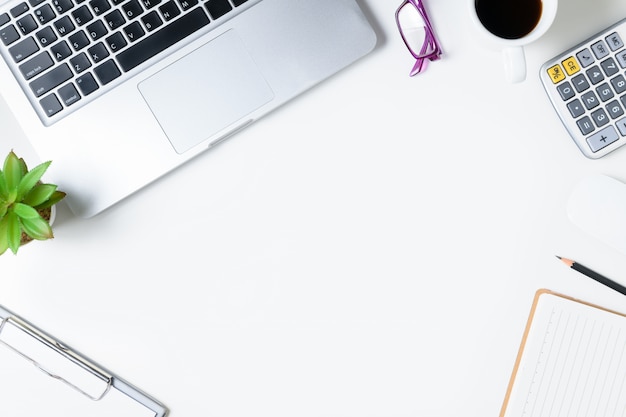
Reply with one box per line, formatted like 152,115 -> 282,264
0,151 -> 66,255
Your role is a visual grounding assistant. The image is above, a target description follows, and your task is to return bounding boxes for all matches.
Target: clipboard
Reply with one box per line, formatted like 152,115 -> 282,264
0,305 -> 168,417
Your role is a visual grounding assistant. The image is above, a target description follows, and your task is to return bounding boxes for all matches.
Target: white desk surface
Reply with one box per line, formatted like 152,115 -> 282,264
3,1 -> 626,416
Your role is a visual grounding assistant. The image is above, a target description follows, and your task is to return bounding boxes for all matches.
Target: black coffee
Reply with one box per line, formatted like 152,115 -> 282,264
475,0 -> 543,40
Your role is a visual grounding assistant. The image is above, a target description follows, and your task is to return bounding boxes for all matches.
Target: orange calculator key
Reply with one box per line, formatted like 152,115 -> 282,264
547,64 -> 566,84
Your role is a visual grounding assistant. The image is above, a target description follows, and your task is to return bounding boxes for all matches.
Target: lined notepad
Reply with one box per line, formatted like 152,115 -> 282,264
500,290 -> 626,417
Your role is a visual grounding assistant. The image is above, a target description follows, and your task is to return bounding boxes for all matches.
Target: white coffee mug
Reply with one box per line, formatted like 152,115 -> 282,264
469,0 -> 558,83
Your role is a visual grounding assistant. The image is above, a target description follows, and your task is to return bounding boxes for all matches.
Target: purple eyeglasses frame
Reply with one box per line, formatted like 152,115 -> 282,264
395,0 -> 442,76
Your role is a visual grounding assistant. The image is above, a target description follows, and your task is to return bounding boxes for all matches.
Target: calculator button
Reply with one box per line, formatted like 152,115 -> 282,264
606,32 -> 624,51
577,116 -> 595,135
596,82 -> 614,102
562,57 -> 580,75
611,75 -> 626,94
547,64 -> 565,83
592,40 -> 610,59
581,91 -> 600,110
576,48 -> 595,67
586,65 -> 605,84
587,125 -> 619,152
617,117 -> 626,136
606,100 -> 624,119
600,57 -> 619,76
557,81 -> 575,100
591,108 -> 610,126
567,98 -> 585,117
617,50 -> 626,68
571,74 -> 590,92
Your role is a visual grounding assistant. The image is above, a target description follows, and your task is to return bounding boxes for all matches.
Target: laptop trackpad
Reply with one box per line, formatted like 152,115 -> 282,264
138,30 -> 274,154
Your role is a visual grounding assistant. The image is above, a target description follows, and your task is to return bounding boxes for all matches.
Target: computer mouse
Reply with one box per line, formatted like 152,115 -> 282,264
567,174 -> 626,255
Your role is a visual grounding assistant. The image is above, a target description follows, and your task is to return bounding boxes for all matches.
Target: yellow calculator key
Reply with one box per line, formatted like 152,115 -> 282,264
547,64 -> 566,84
561,57 -> 580,76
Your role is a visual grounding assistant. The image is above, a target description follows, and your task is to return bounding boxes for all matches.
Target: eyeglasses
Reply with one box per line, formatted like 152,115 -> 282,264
395,0 -> 442,76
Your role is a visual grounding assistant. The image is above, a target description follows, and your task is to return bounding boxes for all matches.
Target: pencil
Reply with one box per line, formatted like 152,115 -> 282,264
557,256 -> 626,296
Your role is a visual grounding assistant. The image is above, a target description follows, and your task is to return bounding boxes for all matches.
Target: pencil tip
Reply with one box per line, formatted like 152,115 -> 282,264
556,255 -> 562,260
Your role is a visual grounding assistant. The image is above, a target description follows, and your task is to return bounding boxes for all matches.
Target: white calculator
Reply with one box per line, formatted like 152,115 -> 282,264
540,18 -> 626,159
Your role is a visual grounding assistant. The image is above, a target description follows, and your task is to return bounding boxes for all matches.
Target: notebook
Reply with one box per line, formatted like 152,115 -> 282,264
500,289 -> 626,417
0,0 -> 377,217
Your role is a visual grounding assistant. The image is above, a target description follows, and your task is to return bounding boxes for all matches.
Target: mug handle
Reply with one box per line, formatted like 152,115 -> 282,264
503,46 -> 526,83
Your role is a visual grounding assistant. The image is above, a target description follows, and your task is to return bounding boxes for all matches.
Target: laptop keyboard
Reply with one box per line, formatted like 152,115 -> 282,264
0,0 -> 251,124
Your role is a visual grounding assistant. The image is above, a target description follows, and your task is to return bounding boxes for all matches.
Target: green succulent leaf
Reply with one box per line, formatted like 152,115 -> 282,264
0,171 -> 8,201
23,183 -> 56,207
5,211 -> 21,254
21,214 -> 53,241
13,203 -> 40,219
17,161 -> 51,201
0,215 -> 9,255
34,190 -> 66,210
3,151 -> 23,192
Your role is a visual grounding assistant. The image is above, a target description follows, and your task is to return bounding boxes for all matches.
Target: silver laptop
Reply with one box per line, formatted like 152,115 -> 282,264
0,0 -> 376,217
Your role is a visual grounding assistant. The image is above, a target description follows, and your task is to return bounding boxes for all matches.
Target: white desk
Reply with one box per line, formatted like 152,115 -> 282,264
3,0 -> 626,415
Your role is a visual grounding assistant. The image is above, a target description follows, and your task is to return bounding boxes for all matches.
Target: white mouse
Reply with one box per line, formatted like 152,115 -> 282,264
567,174 -> 626,255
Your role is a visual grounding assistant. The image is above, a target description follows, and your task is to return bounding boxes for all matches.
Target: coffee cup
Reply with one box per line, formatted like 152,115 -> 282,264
469,0 -> 558,83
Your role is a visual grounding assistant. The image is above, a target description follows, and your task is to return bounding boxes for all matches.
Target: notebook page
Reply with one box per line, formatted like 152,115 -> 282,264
501,291 -> 626,417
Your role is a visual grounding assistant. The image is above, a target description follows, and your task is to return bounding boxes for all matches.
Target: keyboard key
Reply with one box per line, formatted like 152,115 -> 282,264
86,19 -> 107,40
68,29 -> 90,50
93,59 -> 120,84
141,10 -> 162,31
29,0 -> 46,7
232,0 -> 248,5
0,13 -> 10,26
10,3 -> 29,18
591,108 -> 610,126
122,0 -> 143,19
69,51 -> 91,72
54,15 -> 75,35
35,26 -> 57,46
58,83 -> 81,105
16,15 -> 37,35
205,0 -> 231,19
50,39 -> 71,60
39,93 -> 63,116
87,41 -> 108,62
19,50 -> 53,79
89,0 -> 111,15
1,24 -> 20,46
34,4 -> 56,24
104,9 -> 125,29
123,21 -> 144,41
567,98 -> 585,118
117,7 -> 209,71
581,91 -> 599,110
30,62 -> 72,96
105,30 -> 126,51
177,0 -> 197,12
571,74 -> 590,92
75,71 -> 99,95
52,0 -> 74,14
587,125 -> 619,152
159,1 -> 180,21
72,5 -> 93,25
141,0 -> 161,9
9,36 -> 39,62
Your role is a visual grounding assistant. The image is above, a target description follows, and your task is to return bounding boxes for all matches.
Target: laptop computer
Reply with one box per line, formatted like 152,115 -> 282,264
0,0 -> 376,217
